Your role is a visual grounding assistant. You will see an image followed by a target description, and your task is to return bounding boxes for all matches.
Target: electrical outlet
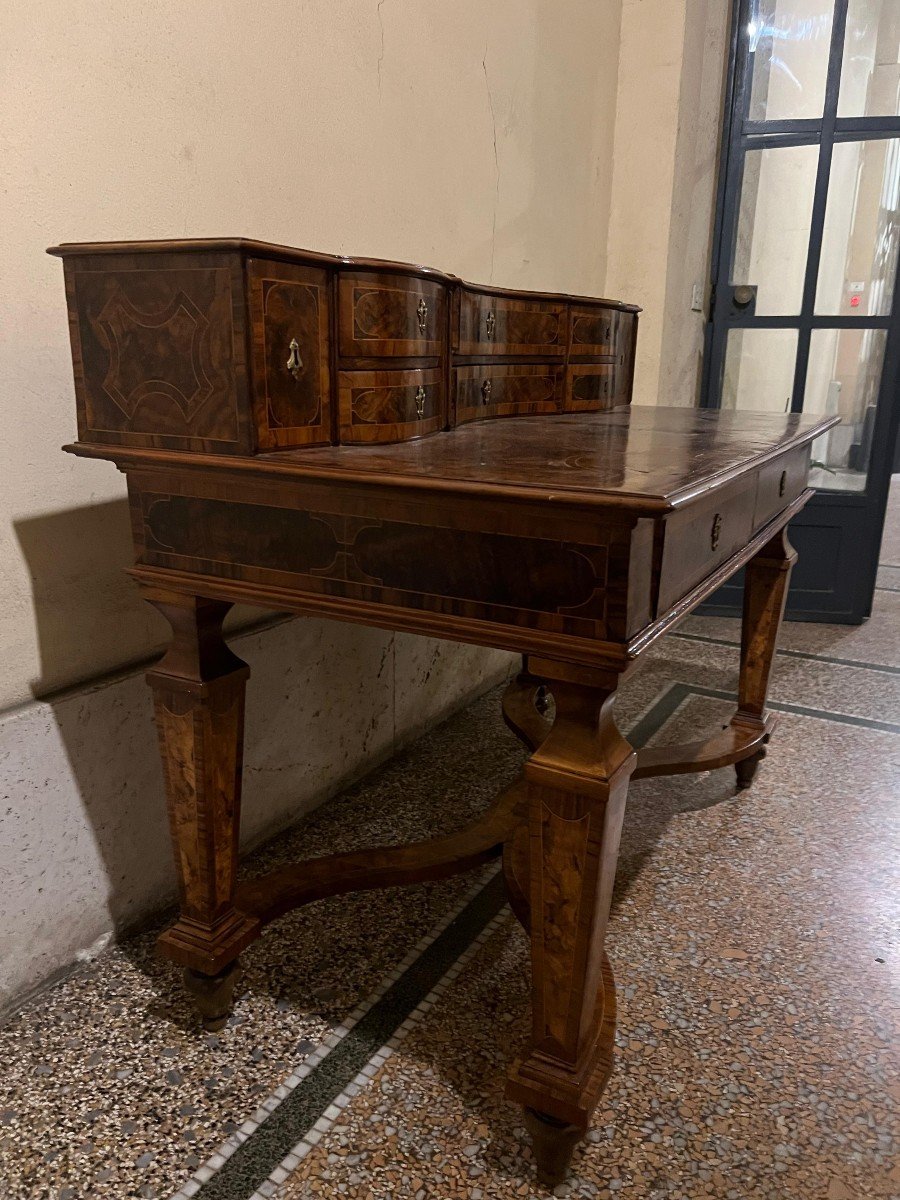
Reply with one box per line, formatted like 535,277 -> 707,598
691,283 -> 704,312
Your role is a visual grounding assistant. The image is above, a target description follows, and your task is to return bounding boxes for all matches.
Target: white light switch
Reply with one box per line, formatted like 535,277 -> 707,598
691,283 -> 704,312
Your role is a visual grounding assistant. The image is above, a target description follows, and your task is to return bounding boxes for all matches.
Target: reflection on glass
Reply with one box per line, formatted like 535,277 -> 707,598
805,327 -> 886,489
733,144 -> 819,314
815,138 -> 900,314
722,328 -> 798,411
838,0 -> 900,117
748,0 -> 834,121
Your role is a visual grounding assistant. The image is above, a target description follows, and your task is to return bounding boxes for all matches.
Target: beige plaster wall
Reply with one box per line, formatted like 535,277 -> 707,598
606,0 -> 730,407
0,0 -> 622,711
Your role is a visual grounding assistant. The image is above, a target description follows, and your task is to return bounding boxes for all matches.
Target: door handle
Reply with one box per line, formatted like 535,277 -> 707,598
732,284 -> 756,307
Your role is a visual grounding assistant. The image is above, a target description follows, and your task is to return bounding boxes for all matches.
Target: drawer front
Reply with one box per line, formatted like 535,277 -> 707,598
456,290 -> 566,357
454,363 -> 562,425
248,259 -> 331,448
339,273 -> 446,357
658,478 -> 756,613
569,304 -> 623,357
564,363 -> 621,412
754,446 -> 810,529
338,368 -> 443,443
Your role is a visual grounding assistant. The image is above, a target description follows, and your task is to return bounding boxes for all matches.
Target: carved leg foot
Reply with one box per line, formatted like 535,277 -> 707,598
730,525 -> 796,781
183,961 -> 243,1031
525,1109 -> 585,1188
735,742 -> 767,790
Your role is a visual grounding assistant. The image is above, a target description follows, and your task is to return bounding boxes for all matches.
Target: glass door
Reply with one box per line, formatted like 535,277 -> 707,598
703,0 -> 900,621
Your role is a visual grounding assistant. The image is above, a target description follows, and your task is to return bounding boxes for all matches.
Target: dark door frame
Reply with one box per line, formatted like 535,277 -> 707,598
700,0 -> 900,622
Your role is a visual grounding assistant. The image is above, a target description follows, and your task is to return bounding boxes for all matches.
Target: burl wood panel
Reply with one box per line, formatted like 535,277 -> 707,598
564,364 -> 618,413
338,272 -> 446,358
569,305 -> 621,357
338,368 -> 443,443
138,488 -> 616,639
64,254 -> 251,453
454,363 -> 563,425
246,258 -> 331,448
456,289 -> 566,357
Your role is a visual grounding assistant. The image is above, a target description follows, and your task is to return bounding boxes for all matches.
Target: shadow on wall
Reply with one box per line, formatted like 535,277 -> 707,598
14,497 -> 168,700
9,500 -> 176,970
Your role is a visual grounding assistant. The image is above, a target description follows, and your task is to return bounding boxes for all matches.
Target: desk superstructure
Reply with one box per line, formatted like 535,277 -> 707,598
51,238 -> 836,1187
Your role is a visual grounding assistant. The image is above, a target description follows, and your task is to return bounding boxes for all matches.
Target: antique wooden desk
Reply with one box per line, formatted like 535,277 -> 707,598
50,238 -> 836,1186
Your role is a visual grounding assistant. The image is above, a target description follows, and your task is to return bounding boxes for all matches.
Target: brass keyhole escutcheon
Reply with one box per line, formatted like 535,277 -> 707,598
481,379 -> 492,404
286,338 -> 304,380
416,298 -> 428,335
414,385 -> 426,418
485,310 -> 496,339
779,470 -> 787,497
711,512 -> 722,552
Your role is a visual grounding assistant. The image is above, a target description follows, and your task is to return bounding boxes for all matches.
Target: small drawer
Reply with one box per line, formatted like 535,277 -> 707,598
569,304 -> 623,357
658,478 -> 756,613
338,273 -> 446,358
454,363 -> 562,425
456,289 -> 565,357
754,447 -> 809,529
564,363 -> 621,412
338,368 -> 443,443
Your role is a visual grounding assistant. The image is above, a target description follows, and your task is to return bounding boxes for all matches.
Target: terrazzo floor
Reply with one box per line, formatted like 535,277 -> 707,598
1,497 -> 898,1200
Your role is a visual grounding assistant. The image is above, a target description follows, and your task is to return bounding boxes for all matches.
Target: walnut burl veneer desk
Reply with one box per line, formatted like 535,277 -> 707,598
50,238 -> 836,1186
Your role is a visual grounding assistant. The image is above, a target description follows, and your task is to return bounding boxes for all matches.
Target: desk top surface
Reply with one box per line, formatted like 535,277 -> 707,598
71,406 -> 836,514
256,406 -> 834,511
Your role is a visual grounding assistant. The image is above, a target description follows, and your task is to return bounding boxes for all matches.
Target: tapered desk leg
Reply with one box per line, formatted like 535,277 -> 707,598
142,588 -> 260,1029
506,658 -> 635,1187
731,526 -> 796,789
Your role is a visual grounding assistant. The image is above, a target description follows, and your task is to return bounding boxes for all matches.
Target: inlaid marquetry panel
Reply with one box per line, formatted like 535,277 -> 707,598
138,490 -> 613,639
338,368 -> 443,443
68,262 -> 246,452
569,305 -> 621,357
338,273 -> 446,357
456,289 -> 566,357
454,363 -> 562,425
564,364 -> 618,413
247,259 -> 331,448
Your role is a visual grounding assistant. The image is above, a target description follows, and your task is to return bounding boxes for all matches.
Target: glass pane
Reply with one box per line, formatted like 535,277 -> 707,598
722,328 -> 798,411
838,0 -> 900,117
734,144 -> 819,314
805,327 -> 886,489
748,0 -> 834,121
815,138 -> 900,314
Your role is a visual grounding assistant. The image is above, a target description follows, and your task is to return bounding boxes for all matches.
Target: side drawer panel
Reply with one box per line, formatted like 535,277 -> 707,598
339,273 -> 446,357
454,363 -> 562,425
338,368 -> 443,443
754,446 -> 810,529
658,478 -> 756,613
247,258 -> 331,448
456,289 -> 566,356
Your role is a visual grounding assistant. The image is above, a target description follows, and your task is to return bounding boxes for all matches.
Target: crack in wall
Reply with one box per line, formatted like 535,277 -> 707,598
483,48 -> 500,284
376,0 -> 386,98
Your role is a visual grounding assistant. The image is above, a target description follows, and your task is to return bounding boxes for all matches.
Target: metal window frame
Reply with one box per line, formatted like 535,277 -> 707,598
702,0 -> 900,483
